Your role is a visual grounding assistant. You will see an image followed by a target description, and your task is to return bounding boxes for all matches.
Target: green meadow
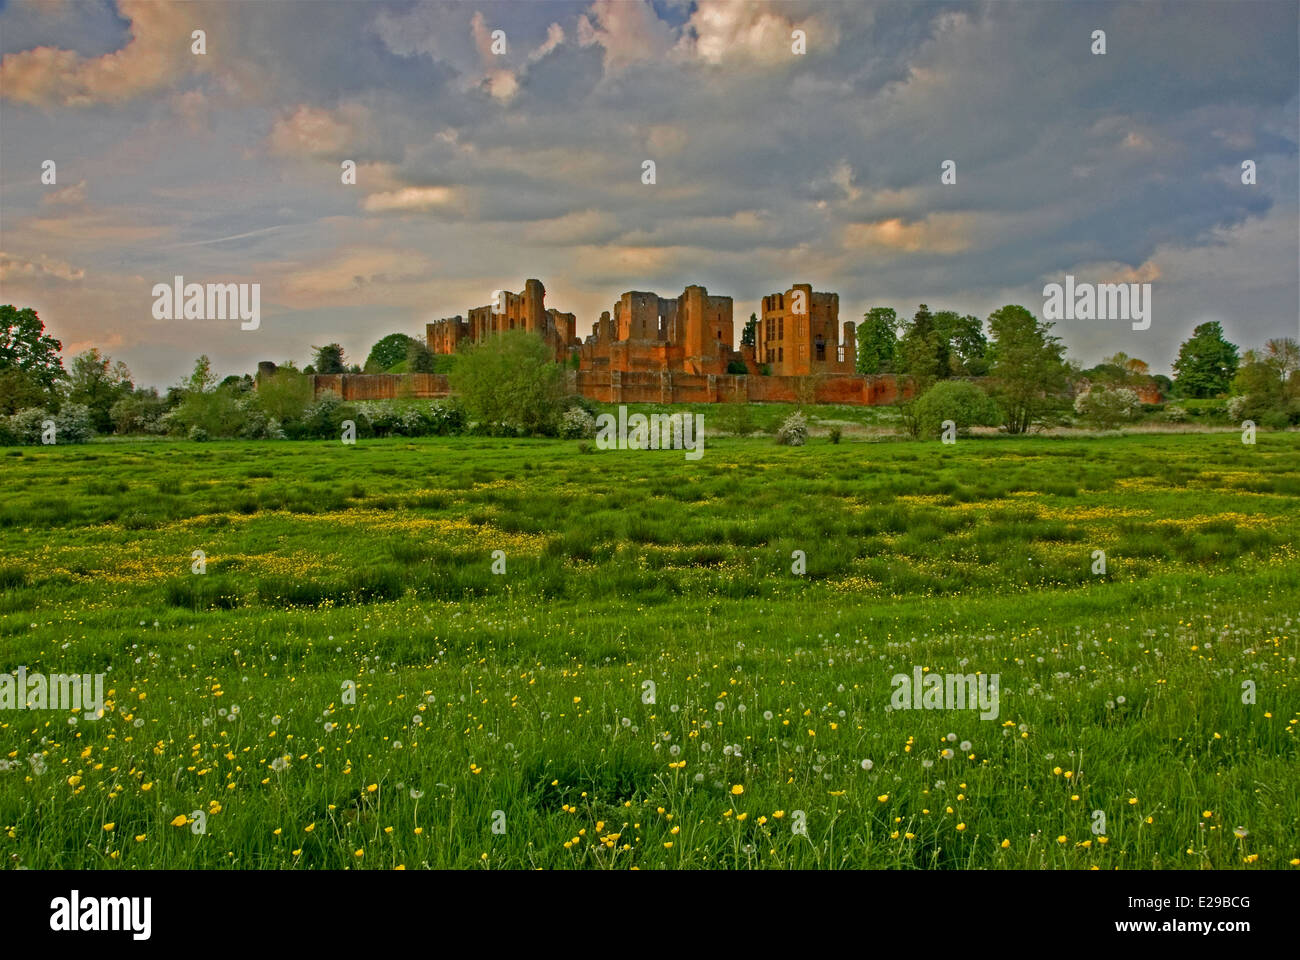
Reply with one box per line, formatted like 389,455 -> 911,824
0,430 -> 1296,869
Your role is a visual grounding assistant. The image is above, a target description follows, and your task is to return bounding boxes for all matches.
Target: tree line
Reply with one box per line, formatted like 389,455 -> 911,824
2,301 -> 1297,443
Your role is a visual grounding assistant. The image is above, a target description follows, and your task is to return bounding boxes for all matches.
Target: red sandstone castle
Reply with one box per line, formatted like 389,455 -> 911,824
278,279 -> 905,406
425,279 -> 858,379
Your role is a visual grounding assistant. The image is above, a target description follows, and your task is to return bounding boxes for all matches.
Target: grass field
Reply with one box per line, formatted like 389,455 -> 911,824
1,430 -> 1296,869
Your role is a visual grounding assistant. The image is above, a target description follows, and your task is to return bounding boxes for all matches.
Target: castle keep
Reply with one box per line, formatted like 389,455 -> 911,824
757,284 -> 856,376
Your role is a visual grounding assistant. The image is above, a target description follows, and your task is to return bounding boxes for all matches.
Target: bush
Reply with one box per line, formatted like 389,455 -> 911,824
174,384 -> 248,438
54,403 -> 94,443
255,369 -> 313,423
913,381 -> 1001,439
828,425 -> 843,444
1259,409 -> 1290,430
775,411 -> 808,446
560,406 -> 597,439
1163,405 -> 1188,423
726,360 -> 748,375
565,393 -> 600,417
1225,395 -> 1250,422
426,399 -> 467,436
449,330 -> 566,436
5,407 -> 51,444
354,400 -> 400,437
109,389 -> 167,435
1074,385 -> 1140,430
189,425 -> 209,442
288,390 -> 365,440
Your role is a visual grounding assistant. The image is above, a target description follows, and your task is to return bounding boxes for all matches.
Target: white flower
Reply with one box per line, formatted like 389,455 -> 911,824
959,741 -> 972,752
715,701 -> 725,712
860,759 -> 873,771
270,756 -> 290,772
941,748 -> 955,760
763,711 -> 773,721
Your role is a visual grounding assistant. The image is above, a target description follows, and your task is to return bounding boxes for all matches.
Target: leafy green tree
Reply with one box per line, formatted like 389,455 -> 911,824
0,368 -> 50,415
185,355 -> 217,394
1263,337 -> 1300,398
255,365 -> 314,423
741,313 -> 758,348
1230,351 -> 1282,408
406,338 -> 438,374
897,304 -> 948,385
311,343 -> 348,375
855,307 -> 898,375
450,330 -> 566,435
986,304 -> 1071,434
0,305 -> 64,391
66,348 -> 134,433
1172,322 -> 1238,398
933,311 -> 987,376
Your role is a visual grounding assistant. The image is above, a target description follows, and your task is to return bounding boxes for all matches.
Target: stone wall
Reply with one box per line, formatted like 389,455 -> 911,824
569,370 -> 911,406
309,373 -> 451,401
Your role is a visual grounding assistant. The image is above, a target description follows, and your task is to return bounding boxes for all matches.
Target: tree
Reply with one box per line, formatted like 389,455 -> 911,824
855,307 -> 898,375
986,304 -> 1070,434
1231,352 -> 1283,409
897,304 -> 948,386
0,368 -> 50,415
66,348 -> 134,433
1172,322 -> 1238,398
406,339 -> 437,374
311,343 -> 347,374
449,330 -> 566,435
365,334 -> 417,373
741,313 -> 758,348
933,310 -> 987,376
0,305 -> 64,391
1263,338 -> 1300,397
185,355 -> 217,394
255,365 -> 313,423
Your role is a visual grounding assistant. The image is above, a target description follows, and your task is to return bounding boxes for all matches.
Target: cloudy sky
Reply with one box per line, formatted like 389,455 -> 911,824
2,0 -> 1296,387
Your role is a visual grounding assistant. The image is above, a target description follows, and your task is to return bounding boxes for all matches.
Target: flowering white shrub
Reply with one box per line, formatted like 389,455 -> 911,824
560,406 -> 597,439
776,411 -> 808,446
1074,386 -> 1139,429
